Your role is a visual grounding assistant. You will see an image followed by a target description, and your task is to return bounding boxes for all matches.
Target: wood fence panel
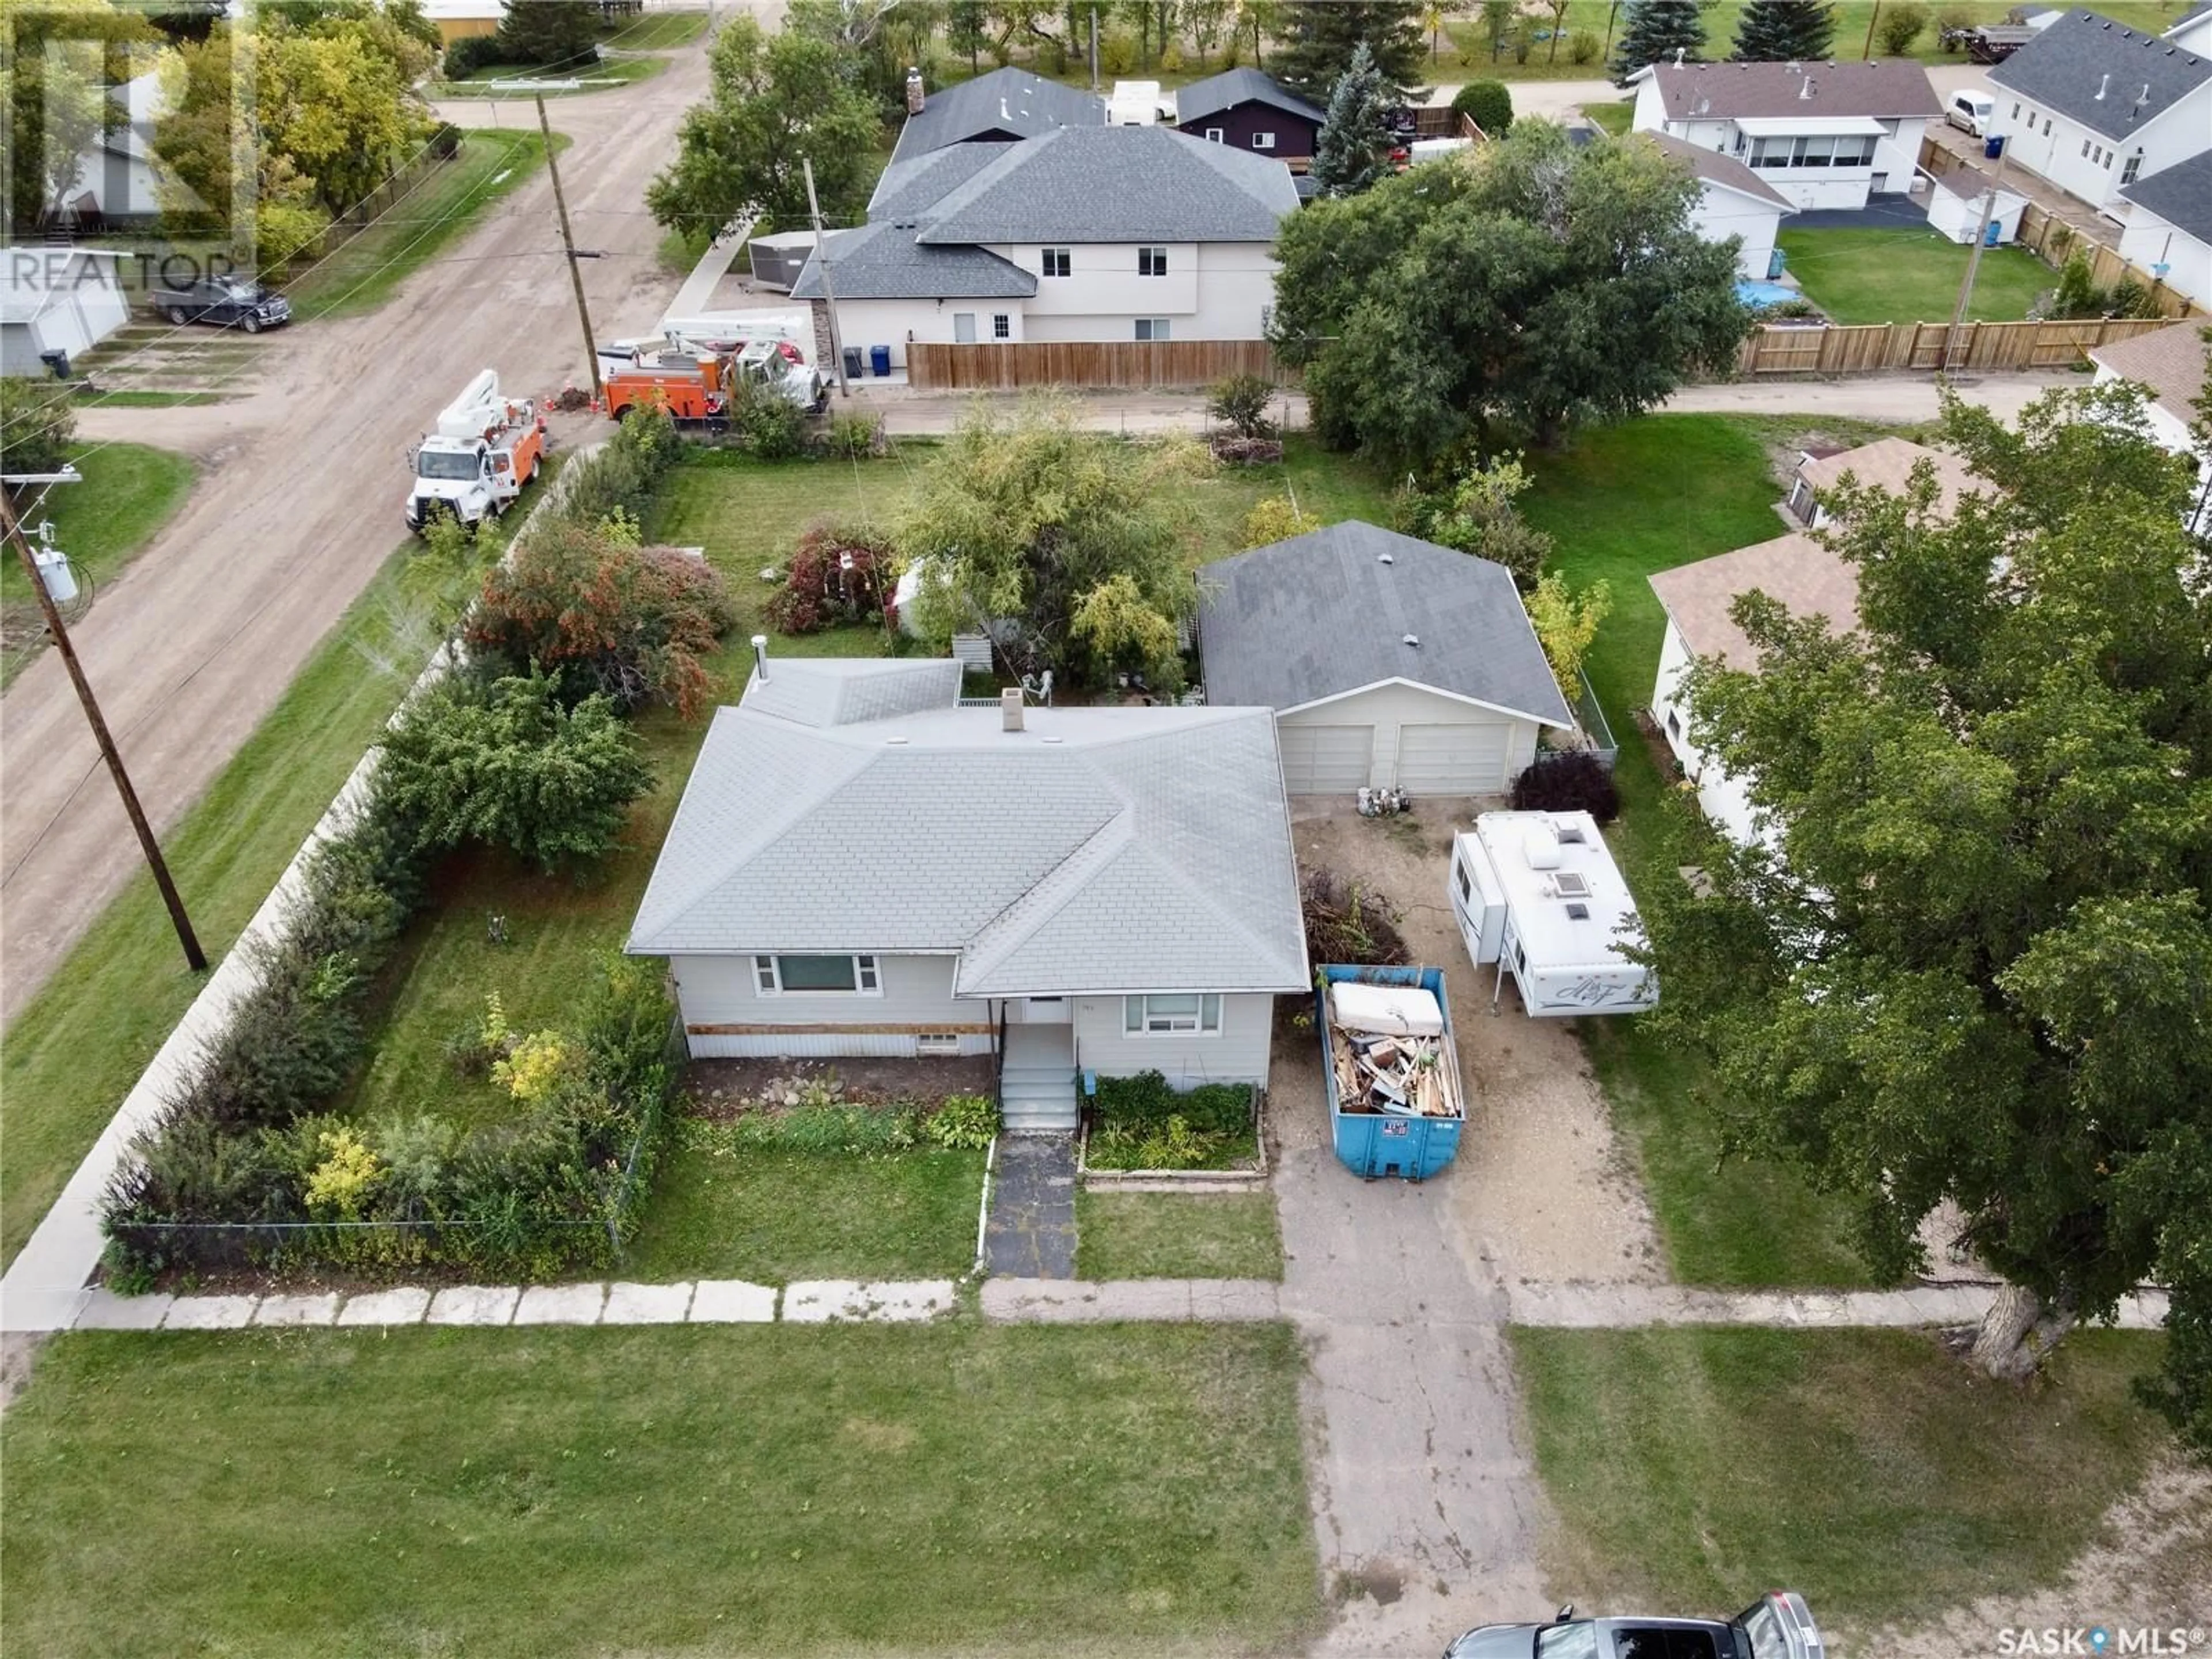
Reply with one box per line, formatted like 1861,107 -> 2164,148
1735,316 -> 2179,377
907,338 -> 1290,391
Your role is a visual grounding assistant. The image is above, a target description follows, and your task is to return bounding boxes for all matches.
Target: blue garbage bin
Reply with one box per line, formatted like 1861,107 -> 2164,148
869,344 -> 892,377
1984,218 -> 2005,248
1767,247 -> 1786,281
1984,134 -> 2005,160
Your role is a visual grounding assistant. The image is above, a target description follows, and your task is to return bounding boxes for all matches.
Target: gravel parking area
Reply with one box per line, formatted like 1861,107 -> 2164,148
1291,801 -> 1663,1285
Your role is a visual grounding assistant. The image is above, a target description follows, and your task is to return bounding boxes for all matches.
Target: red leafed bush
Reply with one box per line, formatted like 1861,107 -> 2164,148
467,522 -> 736,719
767,518 -> 895,635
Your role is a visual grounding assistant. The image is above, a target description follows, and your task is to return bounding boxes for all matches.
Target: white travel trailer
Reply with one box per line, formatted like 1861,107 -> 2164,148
1447,810 -> 1657,1017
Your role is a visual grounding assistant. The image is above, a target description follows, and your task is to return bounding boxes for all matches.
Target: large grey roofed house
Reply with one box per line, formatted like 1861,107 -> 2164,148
1197,522 -> 1575,726
2120,149 -> 2212,242
627,675 -> 1309,995
1639,130 -> 1795,209
1990,10 -> 2212,139
868,142 -> 1005,222
1175,67 -> 1325,127
916,125 -> 1298,245
739,658 -> 963,728
789,219 -> 1035,301
1638,59 -> 1942,119
891,66 -> 1104,167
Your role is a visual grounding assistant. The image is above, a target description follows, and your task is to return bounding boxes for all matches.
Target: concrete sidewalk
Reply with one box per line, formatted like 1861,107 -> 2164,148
1506,1281 -> 2173,1330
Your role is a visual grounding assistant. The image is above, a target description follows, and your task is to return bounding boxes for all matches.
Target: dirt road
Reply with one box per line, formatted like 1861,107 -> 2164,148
0,26 -> 725,1025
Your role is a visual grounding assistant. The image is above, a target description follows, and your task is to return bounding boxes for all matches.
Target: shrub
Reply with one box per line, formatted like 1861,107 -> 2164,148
726,370 -> 809,459
824,410 -> 887,459
1,377 -> 76,478
1100,29 -> 1136,73
1875,1 -> 1927,55
924,1093 -> 999,1150
703,1102 -> 924,1155
1207,372 -> 1277,439
1090,1070 -> 1252,1138
1422,452 -> 1554,589
468,520 -> 735,717
1525,572 -> 1612,694
1509,749 -> 1622,823
1568,28 -> 1600,65
440,34 -> 504,77
1935,3 -> 1974,49
560,403 -> 681,529
1243,494 -> 1318,548
429,120 -> 463,160
376,669 -> 653,873
1450,79 -> 1513,136
1301,869 -> 1411,965
767,517 -> 894,633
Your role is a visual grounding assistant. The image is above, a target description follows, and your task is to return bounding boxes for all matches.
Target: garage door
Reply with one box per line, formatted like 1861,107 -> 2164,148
1278,724 -> 1374,794
1394,722 -> 1512,795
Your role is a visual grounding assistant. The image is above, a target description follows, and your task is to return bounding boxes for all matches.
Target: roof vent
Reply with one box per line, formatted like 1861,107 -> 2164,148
1564,902 -> 1592,921
906,66 -> 924,116
1674,45 -> 1686,66
1001,687 -> 1025,732
1402,632 -> 1419,647
2096,73 -> 2111,99
751,634 -> 768,683
1377,552 -> 1395,564
1799,75 -> 1814,100
1554,870 -> 1593,899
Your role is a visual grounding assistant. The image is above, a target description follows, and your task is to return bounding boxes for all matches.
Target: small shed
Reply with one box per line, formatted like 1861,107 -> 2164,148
1447,812 -> 1657,1017
1,248 -> 130,378
1925,174 -> 2027,245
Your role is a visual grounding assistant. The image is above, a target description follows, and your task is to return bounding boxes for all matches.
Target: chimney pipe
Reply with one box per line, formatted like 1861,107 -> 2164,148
1001,688 -> 1024,732
1674,46 -> 1685,66
2095,72 -> 2111,99
1798,75 -> 1813,100
906,67 -> 924,116
751,634 -> 768,683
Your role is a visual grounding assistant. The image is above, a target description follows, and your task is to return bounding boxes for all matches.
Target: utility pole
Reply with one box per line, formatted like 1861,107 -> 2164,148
1,486 -> 206,973
1942,135 -> 2011,373
1861,1 -> 1880,59
1090,6 -> 1100,91
536,94 -> 602,404
804,156 -> 851,397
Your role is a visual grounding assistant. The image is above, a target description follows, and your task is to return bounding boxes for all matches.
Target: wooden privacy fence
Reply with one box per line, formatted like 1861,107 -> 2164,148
1735,315 -> 2177,376
907,339 -> 1291,391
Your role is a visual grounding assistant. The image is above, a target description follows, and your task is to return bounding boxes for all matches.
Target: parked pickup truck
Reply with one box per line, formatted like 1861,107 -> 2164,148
147,277 -> 291,333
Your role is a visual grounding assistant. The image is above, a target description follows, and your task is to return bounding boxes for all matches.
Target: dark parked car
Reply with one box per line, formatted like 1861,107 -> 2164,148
1445,1593 -> 1825,1659
147,277 -> 291,333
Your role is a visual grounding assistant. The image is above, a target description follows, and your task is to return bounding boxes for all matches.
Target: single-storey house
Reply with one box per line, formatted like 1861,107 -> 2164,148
422,0 -> 507,46
1783,436 -> 1983,528
890,66 -> 1104,168
47,70 -> 169,228
2090,321 -> 2212,533
625,654 -> 1309,1128
1988,10 -> 2211,215
1,248 -> 130,378
797,123 -> 1297,369
1640,131 -> 1794,281
1647,533 -> 1861,848
1196,522 -> 1574,798
1627,58 -> 1941,210
2116,150 -> 2212,309
1172,67 -> 1325,161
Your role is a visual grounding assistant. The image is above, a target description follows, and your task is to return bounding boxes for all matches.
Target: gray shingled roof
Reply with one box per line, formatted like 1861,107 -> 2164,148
627,675 -> 1309,995
1990,10 -> 2212,139
869,142 -> 1006,222
2120,149 -> 2212,241
915,125 -> 1298,245
891,66 -> 1104,167
741,658 -> 963,728
1197,522 -> 1575,727
789,219 -> 1035,301
1175,67 -> 1324,128
1639,130 -> 1796,210
1639,59 -> 1942,119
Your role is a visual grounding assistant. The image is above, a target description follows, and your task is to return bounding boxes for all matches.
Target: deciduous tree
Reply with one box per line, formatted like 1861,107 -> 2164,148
1636,384 -> 2212,1449
1271,120 -> 1748,462
3,0 -> 157,233
645,14 -> 881,238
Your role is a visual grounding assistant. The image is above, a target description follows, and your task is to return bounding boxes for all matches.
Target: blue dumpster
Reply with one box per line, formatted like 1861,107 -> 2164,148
869,344 -> 892,377
1318,964 -> 1465,1181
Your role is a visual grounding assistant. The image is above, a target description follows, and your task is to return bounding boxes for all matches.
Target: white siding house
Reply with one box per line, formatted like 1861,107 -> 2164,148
0,248 -> 131,377
1641,131 -> 1794,279
1629,59 -> 1941,210
2090,323 -> 2212,535
2115,150 -> 2212,308
1988,9 -> 2212,215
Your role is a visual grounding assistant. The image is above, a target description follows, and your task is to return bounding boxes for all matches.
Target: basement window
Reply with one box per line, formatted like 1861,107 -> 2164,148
916,1033 -> 962,1056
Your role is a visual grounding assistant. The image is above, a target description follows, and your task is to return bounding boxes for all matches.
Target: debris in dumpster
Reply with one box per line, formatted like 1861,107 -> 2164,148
1328,1022 -> 1460,1118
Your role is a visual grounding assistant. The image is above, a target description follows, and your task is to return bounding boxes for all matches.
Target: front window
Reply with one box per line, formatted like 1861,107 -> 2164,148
754,953 -> 881,995
1134,317 -> 1170,341
1041,247 -> 1071,277
1124,993 -> 1222,1034
1139,245 -> 1168,275
415,448 -> 478,480
1252,131 -> 1275,150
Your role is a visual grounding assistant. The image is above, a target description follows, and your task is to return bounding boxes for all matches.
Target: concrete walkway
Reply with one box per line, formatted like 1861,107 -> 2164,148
1506,1281 -> 2173,1331
983,1133 -> 1078,1279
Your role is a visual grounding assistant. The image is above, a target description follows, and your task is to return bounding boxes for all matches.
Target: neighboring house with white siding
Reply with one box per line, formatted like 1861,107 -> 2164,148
1640,130 -> 1795,280
2115,150 -> 2212,309
1627,58 -> 1940,210
1196,523 -> 1575,800
795,106 -> 1296,369
1987,9 -> 2212,216
625,656 -> 1309,1129
2089,321 -> 2212,533
0,248 -> 130,377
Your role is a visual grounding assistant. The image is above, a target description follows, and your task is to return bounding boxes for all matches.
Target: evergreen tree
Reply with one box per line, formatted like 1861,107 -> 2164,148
1609,0 -> 1706,82
495,0 -> 600,68
1275,1 -> 1429,101
1732,0 -> 1836,62
1311,41 -> 1397,198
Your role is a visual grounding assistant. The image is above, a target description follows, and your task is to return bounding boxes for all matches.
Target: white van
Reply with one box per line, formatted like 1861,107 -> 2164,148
1946,89 -> 1995,137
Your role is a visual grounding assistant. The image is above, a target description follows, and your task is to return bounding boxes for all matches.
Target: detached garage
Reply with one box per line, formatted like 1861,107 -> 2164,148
1198,521 -> 1574,799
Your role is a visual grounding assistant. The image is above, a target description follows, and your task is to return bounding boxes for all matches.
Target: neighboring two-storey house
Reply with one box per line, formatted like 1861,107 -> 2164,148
1627,58 -> 1941,210
2116,150 -> 2212,307
1639,131 -> 1796,280
1171,67 -> 1325,161
1987,9 -> 2211,215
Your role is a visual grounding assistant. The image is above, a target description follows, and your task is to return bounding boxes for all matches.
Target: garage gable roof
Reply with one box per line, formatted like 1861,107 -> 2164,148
1197,522 -> 1575,728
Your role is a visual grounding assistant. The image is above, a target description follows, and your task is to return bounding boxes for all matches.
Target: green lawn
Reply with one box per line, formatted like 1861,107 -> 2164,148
0,531 -> 499,1270
2,442 -> 196,685
1582,101 -> 1633,136
1512,1327 -> 2173,1632
1,1323 -> 1320,1658
1522,416 -> 1883,1287
431,54 -> 665,96
601,8 -> 709,50
1075,1191 -> 1285,1281
283,131 -> 556,321
1778,227 -> 2055,325
624,1142 -> 986,1283
71,388 -> 226,408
